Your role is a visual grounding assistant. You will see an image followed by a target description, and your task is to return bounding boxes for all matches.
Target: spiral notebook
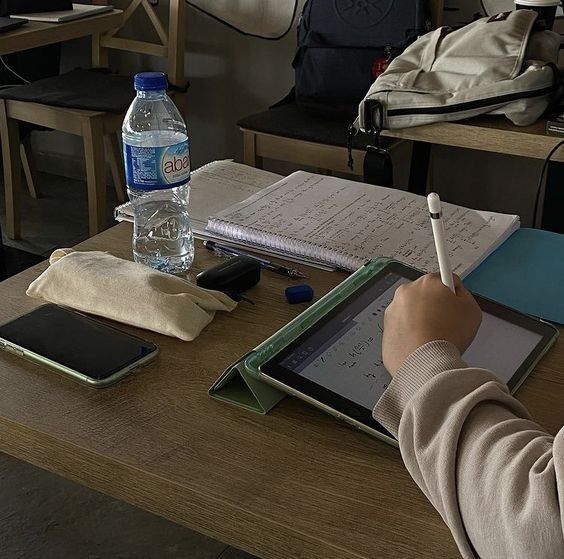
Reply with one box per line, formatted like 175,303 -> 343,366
206,171 -> 521,277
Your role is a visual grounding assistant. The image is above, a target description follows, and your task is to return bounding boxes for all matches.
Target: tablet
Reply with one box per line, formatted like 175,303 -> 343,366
260,261 -> 559,445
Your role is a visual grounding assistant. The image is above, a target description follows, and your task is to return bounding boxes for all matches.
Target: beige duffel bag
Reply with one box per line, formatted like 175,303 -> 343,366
356,9 -> 562,134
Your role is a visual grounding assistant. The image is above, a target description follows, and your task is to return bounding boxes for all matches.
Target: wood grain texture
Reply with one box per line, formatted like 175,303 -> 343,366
167,0 -> 186,87
104,133 -> 127,203
82,116 -> 108,236
241,129 -> 407,178
429,0 -> 444,28
0,223 -> 562,559
0,99 -> 22,239
20,136 -> 39,199
5,101 -> 95,135
0,10 -> 123,55
382,117 -> 564,162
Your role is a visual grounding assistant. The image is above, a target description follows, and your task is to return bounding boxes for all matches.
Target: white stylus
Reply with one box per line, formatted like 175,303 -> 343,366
427,193 -> 456,293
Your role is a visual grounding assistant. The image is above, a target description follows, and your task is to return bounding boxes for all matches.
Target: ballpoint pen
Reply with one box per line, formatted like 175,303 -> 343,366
203,240 -> 308,279
427,193 -> 456,293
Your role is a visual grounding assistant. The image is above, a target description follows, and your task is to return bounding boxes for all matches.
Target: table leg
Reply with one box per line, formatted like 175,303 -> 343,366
0,223 -> 6,281
243,130 -> 263,169
82,116 -> 107,237
104,134 -> 126,203
408,141 -> 431,196
0,100 -> 22,240
541,161 -> 564,233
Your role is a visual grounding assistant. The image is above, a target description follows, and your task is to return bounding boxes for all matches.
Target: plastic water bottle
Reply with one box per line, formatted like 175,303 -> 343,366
122,72 -> 194,274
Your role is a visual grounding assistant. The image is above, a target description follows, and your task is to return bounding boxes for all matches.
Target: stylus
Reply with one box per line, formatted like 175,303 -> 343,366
427,193 -> 456,293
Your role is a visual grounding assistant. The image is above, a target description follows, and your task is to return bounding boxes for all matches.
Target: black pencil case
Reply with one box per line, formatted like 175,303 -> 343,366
196,256 -> 261,296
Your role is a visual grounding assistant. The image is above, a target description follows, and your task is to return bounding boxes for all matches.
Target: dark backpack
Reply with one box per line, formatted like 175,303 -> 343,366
293,0 -> 430,119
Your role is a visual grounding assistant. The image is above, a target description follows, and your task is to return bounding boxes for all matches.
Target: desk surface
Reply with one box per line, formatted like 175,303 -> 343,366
0,10 -> 122,55
382,116 -> 564,162
1,224 -> 563,559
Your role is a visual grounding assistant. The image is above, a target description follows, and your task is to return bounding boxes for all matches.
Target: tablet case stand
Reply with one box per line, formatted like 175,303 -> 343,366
209,352 -> 286,414
209,258 -> 392,414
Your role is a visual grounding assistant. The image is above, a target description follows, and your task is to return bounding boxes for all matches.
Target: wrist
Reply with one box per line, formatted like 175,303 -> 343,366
375,341 -> 467,435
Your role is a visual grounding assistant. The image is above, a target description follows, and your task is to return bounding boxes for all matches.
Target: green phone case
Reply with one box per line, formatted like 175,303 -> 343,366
209,258 -> 392,414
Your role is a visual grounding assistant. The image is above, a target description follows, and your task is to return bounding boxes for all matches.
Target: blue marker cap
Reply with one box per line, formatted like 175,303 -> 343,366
285,285 -> 314,304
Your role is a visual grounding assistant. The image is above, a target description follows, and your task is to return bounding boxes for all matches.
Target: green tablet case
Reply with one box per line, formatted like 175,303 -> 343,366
209,258 -> 392,414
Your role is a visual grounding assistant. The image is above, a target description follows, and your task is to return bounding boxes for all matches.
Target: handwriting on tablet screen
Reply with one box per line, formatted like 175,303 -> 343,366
279,274 -> 407,410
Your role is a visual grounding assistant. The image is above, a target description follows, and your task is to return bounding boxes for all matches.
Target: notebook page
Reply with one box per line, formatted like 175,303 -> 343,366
115,160 -> 281,235
113,162 -> 337,269
187,161 -> 280,234
207,171 -> 520,276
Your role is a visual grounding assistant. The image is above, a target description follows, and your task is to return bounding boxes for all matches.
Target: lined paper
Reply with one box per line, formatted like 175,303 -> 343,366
207,171 -> 520,276
115,160 -> 280,235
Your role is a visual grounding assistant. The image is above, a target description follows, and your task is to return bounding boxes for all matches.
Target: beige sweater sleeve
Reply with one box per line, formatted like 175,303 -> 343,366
373,341 -> 564,559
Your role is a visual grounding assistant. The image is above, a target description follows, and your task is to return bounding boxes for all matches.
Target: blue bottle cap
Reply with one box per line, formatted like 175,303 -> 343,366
134,72 -> 168,92
285,285 -> 314,304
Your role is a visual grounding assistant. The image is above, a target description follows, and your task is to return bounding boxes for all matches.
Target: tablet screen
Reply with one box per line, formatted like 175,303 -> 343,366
262,262 -> 557,435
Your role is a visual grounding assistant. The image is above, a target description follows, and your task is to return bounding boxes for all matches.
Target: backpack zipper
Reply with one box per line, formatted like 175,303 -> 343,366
385,83 -> 560,117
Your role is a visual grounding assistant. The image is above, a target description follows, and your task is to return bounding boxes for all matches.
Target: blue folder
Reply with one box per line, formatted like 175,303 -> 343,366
465,228 -> 564,325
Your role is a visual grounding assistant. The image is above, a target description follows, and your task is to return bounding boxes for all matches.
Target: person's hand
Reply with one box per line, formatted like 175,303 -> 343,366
382,274 -> 482,376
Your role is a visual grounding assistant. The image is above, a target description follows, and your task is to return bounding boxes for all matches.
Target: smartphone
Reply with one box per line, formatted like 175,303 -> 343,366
0,304 -> 158,387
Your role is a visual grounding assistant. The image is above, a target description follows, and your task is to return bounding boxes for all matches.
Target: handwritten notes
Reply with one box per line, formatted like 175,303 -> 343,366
188,160 -> 280,234
208,171 -> 520,276
298,279 -> 399,410
115,160 -> 280,235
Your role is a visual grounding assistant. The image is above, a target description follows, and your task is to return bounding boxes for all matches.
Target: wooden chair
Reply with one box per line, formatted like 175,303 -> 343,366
0,0 -> 186,240
238,104 -> 404,178
0,224 -> 6,281
239,0 -> 444,179
20,137 -> 39,199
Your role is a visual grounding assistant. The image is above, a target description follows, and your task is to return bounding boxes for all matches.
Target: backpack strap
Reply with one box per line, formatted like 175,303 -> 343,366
347,104 -> 394,187
360,100 -> 394,188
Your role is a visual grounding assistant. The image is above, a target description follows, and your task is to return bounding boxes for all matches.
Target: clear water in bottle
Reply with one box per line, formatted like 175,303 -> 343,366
123,72 -> 194,274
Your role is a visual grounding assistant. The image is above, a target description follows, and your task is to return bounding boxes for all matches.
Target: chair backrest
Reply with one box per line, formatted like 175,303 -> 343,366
430,0 -> 444,28
91,0 -> 186,87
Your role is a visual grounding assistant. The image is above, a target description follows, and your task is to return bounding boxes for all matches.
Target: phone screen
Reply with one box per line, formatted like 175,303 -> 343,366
0,305 -> 157,380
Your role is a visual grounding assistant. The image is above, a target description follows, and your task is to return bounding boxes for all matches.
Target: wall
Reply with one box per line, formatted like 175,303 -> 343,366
34,2 -> 298,172
33,2 -> 550,226
175,6 -> 298,167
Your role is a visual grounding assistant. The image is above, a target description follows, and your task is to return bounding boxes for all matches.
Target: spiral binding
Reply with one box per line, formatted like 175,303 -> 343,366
207,217 -> 365,272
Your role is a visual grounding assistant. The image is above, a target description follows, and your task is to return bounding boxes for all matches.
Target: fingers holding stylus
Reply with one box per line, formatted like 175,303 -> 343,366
383,274 -> 482,376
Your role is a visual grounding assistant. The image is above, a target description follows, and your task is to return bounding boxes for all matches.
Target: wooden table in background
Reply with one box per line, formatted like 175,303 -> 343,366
383,116 -> 564,232
0,224 -> 563,559
0,10 -> 123,55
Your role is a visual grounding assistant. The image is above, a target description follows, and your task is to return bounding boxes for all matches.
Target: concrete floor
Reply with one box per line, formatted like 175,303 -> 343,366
0,174 -> 257,559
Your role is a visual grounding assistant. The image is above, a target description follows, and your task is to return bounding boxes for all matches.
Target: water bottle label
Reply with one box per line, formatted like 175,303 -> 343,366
124,140 -> 190,190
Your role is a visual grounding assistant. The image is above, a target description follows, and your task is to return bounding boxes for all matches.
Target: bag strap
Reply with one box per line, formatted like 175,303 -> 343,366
347,102 -> 394,188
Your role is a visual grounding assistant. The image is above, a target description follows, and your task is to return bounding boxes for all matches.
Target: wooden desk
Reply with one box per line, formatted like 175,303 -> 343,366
383,117 -> 564,162
1,224 -> 563,559
382,117 -> 564,232
0,10 -> 123,55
